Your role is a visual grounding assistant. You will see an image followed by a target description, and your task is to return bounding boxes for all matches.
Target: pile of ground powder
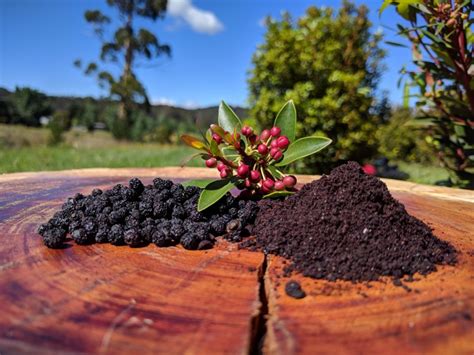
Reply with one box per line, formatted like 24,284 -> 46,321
246,162 -> 457,282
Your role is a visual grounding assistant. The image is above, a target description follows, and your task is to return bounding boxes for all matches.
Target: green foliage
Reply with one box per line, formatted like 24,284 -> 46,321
382,0 -> 474,188
78,99 -> 99,132
7,87 -> 52,126
77,0 -> 170,139
248,1 -> 386,173
377,107 -> 434,164
276,136 -> 332,166
183,100 -> 331,211
48,110 -> 69,146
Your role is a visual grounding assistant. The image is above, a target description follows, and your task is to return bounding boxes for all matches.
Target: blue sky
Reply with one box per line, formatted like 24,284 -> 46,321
0,0 -> 408,108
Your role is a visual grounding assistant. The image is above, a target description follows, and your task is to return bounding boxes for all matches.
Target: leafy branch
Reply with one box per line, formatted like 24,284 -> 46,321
182,100 -> 332,210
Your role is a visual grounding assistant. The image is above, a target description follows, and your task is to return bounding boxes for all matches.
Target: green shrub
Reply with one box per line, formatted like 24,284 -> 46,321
248,1 -> 386,173
381,0 -> 473,188
377,107 -> 434,164
48,110 -> 69,146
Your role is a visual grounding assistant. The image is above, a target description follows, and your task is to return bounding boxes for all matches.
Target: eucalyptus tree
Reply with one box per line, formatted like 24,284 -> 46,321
76,0 -> 170,139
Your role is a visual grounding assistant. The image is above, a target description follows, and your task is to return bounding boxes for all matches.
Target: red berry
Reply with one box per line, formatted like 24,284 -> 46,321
274,180 -> 285,191
272,150 -> 283,161
260,129 -> 271,141
270,139 -> 279,148
212,133 -> 222,144
237,163 -> 250,177
241,126 -> 253,136
205,158 -> 217,168
270,147 -> 280,157
220,169 -> 229,179
362,164 -> 377,176
277,136 -> 290,149
257,144 -> 269,155
249,170 -> 261,182
217,161 -> 226,171
283,175 -> 297,187
263,178 -> 274,189
270,126 -> 281,137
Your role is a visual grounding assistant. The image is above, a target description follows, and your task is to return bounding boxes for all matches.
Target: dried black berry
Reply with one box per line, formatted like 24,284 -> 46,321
109,224 -> 124,245
91,188 -> 103,197
171,205 -> 186,219
153,203 -> 168,219
184,186 -> 200,200
83,217 -> 97,238
210,218 -> 226,236
129,178 -> 144,194
198,240 -> 214,250
285,281 -> 306,299
124,228 -> 146,247
38,175 -> 258,251
153,178 -> 173,191
226,219 -> 241,233
139,200 -> 153,218
42,227 -> 67,248
180,233 -> 200,250
95,226 -> 110,243
37,223 -> 48,236
152,225 -> 177,247
72,228 -> 91,245
170,219 -> 185,240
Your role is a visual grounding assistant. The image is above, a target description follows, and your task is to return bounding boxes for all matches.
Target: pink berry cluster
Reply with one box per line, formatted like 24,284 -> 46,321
204,124 -> 297,196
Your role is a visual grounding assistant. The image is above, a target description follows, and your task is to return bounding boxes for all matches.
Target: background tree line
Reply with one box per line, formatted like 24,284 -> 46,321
2,0 -> 471,187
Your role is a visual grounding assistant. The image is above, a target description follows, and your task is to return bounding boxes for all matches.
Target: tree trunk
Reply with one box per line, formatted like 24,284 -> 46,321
117,6 -> 134,137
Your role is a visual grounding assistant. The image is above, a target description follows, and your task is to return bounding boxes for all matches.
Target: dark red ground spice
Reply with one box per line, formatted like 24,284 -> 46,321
245,162 -> 457,282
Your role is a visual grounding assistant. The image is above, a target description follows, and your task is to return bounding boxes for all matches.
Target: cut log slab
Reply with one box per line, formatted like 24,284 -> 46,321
0,167 -> 473,354
264,191 -> 474,355
0,168 -> 264,354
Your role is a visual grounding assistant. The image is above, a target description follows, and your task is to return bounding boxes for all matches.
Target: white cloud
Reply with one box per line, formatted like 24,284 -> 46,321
181,100 -> 200,109
152,97 -> 176,106
168,0 -> 224,35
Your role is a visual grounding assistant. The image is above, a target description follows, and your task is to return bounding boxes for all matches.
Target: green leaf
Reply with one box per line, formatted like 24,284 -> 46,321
396,0 -> 420,21
379,0 -> 393,16
274,100 -> 296,142
266,165 -> 285,179
403,81 -> 410,108
385,40 -> 408,48
262,191 -> 294,199
404,118 -> 435,127
276,136 -> 332,166
421,29 -> 443,44
218,101 -> 242,132
222,146 -> 239,159
182,179 -> 216,188
181,134 -> 207,151
198,179 -> 237,212
210,139 -> 221,156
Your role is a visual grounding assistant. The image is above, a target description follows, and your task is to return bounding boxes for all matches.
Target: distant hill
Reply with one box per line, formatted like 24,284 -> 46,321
0,87 -> 248,128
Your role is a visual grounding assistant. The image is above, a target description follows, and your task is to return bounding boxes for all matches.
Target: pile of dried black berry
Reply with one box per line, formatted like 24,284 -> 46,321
38,177 -> 258,250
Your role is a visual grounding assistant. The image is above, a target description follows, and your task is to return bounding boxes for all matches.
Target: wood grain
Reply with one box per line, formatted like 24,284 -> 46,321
0,167 -> 473,354
0,169 -> 264,354
264,191 -> 474,355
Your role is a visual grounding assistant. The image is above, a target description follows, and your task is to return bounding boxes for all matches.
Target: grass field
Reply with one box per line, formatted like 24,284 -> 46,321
0,124 -> 450,186
0,124 -> 199,173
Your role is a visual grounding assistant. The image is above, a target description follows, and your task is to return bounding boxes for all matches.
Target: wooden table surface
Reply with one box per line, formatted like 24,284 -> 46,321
0,167 -> 473,354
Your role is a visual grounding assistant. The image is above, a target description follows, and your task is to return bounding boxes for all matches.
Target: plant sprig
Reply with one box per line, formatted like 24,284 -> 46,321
182,100 -> 332,211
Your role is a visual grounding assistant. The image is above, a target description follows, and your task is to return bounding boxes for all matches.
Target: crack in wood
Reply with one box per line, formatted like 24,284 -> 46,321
248,254 -> 269,355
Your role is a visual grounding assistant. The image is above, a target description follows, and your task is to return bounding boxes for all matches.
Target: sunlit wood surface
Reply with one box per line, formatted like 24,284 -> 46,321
0,167 -> 472,354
